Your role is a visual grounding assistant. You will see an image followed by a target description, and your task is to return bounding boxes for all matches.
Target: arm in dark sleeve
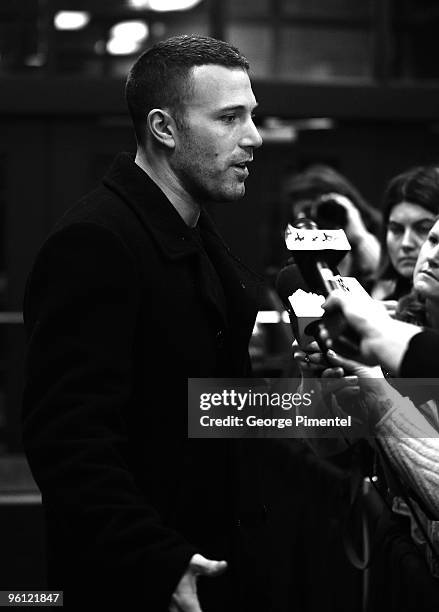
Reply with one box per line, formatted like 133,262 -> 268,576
22,223 -> 197,607
400,329 -> 439,377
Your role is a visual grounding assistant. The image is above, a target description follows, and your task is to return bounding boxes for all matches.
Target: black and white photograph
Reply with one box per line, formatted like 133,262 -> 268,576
1,1 -> 439,610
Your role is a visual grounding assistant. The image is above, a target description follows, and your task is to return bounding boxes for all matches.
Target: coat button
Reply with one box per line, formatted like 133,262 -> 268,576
216,329 -> 224,346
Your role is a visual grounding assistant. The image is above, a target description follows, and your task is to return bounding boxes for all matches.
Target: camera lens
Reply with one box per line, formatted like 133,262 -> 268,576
315,199 -> 347,229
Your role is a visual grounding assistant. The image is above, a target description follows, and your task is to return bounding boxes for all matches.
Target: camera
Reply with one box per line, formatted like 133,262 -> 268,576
313,197 -> 347,230
290,196 -> 347,230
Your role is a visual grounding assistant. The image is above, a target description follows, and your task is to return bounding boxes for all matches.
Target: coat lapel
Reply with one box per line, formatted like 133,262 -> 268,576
103,152 -> 199,261
199,211 -> 263,338
102,153 -> 255,329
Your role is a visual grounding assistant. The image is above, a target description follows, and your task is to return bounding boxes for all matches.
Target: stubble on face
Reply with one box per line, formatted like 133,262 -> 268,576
170,64 -> 261,204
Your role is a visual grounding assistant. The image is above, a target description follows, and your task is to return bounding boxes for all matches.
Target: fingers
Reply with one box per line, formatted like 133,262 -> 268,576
318,192 -> 351,210
170,572 -> 201,612
189,554 -> 227,577
170,555 -> 227,612
323,349 -> 384,379
320,366 -> 344,379
322,372 -> 360,393
170,591 -> 202,612
297,340 -> 320,353
315,324 -> 332,350
293,349 -> 327,366
324,348 -> 364,374
293,349 -> 327,377
381,299 -> 397,317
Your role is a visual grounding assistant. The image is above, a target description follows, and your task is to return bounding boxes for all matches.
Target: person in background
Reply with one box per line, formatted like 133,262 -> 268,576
299,212 -> 439,378
282,164 -> 382,283
295,218 -> 439,586
371,165 -> 439,310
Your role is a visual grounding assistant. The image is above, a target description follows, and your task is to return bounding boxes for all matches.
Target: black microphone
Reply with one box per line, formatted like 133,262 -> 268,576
276,263 -> 309,305
275,262 -> 312,344
276,262 -> 335,358
279,218 -> 362,358
285,216 -> 349,297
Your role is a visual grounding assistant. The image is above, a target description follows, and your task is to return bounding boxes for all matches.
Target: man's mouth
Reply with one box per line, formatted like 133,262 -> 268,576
231,161 -> 251,178
232,158 -> 253,169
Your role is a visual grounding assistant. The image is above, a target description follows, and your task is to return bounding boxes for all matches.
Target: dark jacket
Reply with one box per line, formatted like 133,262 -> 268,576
401,329 -> 439,377
22,153 -> 268,610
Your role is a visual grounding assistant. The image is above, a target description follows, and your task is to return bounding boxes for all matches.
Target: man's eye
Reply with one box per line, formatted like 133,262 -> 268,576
222,115 -> 236,123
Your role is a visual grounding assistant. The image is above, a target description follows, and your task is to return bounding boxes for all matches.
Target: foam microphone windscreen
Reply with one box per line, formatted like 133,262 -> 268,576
275,263 -> 309,309
275,263 -> 312,342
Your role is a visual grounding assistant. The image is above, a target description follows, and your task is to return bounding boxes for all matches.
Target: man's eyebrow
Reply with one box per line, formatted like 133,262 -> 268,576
217,102 -> 259,113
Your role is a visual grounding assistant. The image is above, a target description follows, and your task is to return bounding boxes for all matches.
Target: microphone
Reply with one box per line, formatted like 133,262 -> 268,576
275,263 -> 308,305
284,217 -> 350,297
278,218 -> 362,357
275,263 -> 323,345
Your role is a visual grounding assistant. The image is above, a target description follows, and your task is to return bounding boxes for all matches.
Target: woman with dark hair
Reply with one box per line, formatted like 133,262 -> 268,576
283,164 -> 382,281
372,165 -> 439,303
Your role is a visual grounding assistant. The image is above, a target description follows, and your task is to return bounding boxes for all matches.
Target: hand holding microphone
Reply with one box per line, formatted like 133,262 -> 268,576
320,289 -> 421,375
318,290 -> 389,363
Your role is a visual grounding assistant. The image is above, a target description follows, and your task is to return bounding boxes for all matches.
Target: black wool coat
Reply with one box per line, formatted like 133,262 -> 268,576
22,153 -> 276,611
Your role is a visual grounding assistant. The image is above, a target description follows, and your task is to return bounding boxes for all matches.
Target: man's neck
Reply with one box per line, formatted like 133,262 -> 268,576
135,149 -> 200,227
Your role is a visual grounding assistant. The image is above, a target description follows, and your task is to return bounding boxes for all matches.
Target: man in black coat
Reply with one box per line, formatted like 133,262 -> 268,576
21,34 -> 298,611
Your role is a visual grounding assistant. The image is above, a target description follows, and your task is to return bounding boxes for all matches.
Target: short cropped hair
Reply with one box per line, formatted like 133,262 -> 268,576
125,34 -> 250,144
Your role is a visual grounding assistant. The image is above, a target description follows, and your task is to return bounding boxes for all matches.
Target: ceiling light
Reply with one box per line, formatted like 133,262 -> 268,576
110,21 -> 148,42
149,0 -> 202,10
54,11 -> 90,31
128,0 -> 203,11
106,38 -> 142,56
128,0 -> 150,7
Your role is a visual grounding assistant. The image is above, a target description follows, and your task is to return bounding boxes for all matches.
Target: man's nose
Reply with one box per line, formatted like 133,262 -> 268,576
241,118 -> 263,149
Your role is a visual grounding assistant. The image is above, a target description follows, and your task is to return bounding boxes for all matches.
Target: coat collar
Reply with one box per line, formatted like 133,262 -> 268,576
102,153 -> 262,283
103,152 -> 204,260
102,153 -> 263,329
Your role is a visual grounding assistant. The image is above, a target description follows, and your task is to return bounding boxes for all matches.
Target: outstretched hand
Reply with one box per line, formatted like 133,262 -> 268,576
169,554 -> 227,612
320,290 -> 391,365
293,341 -> 360,405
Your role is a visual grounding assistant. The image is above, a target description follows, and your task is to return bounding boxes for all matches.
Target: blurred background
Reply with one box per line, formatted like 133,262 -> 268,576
1,0 -> 439,597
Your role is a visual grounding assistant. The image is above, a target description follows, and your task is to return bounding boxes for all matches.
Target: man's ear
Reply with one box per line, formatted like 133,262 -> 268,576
147,109 -> 177,149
